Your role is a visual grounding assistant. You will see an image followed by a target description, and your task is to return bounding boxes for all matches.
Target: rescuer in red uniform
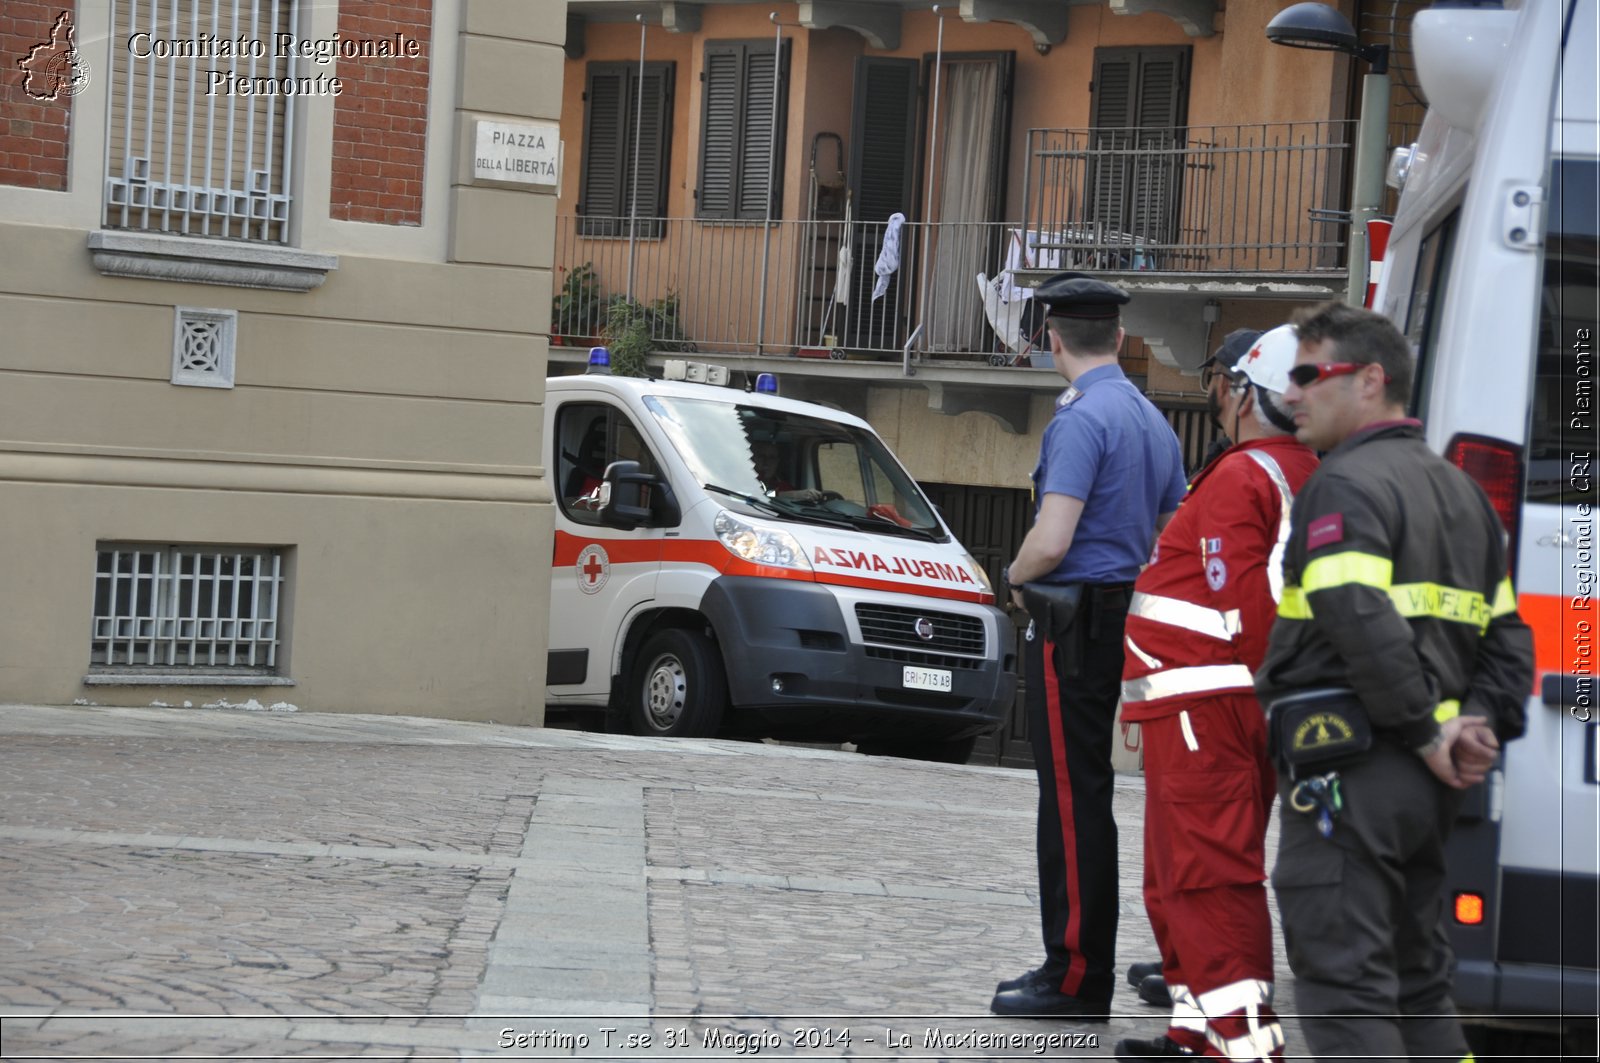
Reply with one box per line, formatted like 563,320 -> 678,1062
1114,326 -> 1319,1062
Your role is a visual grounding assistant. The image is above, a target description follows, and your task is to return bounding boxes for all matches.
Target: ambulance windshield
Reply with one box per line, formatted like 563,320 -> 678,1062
643,395 -> 945,539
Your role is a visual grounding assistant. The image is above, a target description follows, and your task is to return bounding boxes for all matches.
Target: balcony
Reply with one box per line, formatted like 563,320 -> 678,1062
551,122 -> 1354,385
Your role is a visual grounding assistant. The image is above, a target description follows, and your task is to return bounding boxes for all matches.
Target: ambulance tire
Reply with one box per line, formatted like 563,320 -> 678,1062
857,735 -> 976,764
630,628 -> 728,738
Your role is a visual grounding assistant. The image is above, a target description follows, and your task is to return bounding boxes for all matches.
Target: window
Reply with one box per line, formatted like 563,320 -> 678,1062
555,404 -> 662,526
105,0 -> 298,242
1404,209 -> 1459,420
696,39 -> 789,220
1088,47 -> 1191,257
1528,158 -> 1598,505
579,61 -> 674,238
91,544 -> 285,671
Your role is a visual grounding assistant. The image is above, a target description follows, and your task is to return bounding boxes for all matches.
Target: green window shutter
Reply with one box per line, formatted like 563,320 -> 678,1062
849,57 -> 920,222
698,40 -> 789,220
581,61 -> 674,237
698,44 -> 743,219
1089,47 -> 1190,245
580,64 -> 626,232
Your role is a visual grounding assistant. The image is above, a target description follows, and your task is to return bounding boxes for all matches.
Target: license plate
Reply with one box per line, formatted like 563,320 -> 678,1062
903,665 -> 952,692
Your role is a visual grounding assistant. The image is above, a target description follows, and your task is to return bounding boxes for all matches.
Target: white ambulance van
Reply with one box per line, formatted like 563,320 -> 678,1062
1375,0 -> 1597,1046
541,363 -> 1017,762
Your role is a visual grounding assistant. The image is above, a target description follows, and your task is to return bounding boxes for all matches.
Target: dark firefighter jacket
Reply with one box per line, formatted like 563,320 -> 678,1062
1255,421 -> 1534,748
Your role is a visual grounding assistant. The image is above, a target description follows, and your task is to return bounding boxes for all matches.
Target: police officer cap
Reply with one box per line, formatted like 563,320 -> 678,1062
1033,272 -> 1131,320
1210,328 -> 1263,371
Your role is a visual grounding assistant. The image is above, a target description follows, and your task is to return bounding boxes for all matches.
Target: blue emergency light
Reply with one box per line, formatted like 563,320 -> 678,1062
754,372 -> 778,394
586,346 -> 611,374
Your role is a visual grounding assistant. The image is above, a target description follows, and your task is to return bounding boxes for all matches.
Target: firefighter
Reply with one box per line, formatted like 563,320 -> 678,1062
1113,325 -> 1318,1062
1257,302 -> 1533,1061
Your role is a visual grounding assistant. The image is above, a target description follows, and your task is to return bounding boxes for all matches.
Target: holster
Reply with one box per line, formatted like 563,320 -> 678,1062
1021,581 -> 1085,676
1267,687 -> 1374,779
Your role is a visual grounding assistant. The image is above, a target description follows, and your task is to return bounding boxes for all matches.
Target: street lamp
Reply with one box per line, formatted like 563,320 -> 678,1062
1267,2 -> 1391,307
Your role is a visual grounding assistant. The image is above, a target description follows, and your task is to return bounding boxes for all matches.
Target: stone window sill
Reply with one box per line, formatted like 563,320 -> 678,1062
87,230 -> 338,292
84,672 -> 297,687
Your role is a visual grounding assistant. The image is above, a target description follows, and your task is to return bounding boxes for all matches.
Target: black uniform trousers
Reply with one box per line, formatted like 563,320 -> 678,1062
1023,582 -> 1130,1006
1272,740 -> 1471,1063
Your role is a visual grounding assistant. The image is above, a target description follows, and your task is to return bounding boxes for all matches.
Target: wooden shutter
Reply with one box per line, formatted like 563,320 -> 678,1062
697,40 -> 788,220
580,61 -> 674,236
849,57 -> 920,222
1089,47 -> 1190,248
697,43 -> 742,219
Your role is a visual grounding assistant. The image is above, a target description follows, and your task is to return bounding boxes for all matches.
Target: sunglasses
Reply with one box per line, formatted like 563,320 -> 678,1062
1200,361 -> 1221,389
1287,361 -> 1393,388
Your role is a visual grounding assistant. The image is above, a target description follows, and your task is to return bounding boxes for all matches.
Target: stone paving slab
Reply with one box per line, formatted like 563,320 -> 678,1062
0,704 -> 1305,1060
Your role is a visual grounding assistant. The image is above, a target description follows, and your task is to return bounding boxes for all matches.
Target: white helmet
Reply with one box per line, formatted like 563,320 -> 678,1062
1234,324 -> 1298,396
1232,324 -> 1299,434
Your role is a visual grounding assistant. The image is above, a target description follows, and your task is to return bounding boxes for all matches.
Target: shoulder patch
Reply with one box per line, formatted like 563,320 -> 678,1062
1307,513 -> 1345,550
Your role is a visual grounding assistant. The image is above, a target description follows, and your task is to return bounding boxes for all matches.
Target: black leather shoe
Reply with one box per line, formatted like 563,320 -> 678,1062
1113,1034 -> 1198,1060
995,965 -> 1046,993
989,972 -> 1110,1021
1137,973 -> 1173,1008
1126,961 -> 1162,988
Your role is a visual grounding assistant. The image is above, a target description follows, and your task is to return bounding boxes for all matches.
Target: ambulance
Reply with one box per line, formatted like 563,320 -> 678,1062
1374,0 -> 1597,1045
541,361 -> 1016,762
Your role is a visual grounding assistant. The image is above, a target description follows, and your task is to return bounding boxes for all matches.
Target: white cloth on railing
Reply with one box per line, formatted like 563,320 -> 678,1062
872,212 -> 905,301
834,238 -> 852,305
979,229 -> 1068,353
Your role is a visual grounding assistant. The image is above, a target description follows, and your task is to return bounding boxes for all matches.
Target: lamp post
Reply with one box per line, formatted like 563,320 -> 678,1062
1267,2 -> 1390,307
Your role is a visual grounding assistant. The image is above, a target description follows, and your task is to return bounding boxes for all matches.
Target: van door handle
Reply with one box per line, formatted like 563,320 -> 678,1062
1541,673 -> 1596,708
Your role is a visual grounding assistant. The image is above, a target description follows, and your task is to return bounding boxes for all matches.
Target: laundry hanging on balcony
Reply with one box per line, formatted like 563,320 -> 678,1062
833,191 -> 854,306
872,212 -> 906,301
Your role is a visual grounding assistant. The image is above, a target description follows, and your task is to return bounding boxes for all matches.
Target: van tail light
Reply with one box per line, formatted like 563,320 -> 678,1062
1445,434 -> 1524,571
1454,891 -> 1486,926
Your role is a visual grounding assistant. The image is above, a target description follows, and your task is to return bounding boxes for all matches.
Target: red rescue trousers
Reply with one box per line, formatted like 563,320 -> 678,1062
1140,694 -> 1283,1060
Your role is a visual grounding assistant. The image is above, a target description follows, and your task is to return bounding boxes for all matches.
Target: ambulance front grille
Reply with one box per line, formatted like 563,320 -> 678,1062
854,604 -> 986,657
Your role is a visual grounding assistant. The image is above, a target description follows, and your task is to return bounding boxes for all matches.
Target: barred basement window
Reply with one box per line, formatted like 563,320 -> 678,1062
91,544 -> 284,670
104,0 -> 299,242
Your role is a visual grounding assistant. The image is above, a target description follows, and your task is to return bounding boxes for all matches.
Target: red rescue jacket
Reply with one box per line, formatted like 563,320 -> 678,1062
1120,437 -> 1319,720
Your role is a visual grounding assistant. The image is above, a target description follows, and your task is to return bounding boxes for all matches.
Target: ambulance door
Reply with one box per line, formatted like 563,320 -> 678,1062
547,400 -> 666,699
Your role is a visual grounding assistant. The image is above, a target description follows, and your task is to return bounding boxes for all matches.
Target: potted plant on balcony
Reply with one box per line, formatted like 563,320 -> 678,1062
551,262 -> 603,347
603,291 -> 693,378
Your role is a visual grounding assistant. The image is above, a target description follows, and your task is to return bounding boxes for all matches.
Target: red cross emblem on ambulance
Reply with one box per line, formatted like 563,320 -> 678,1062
576,543 -> 610,595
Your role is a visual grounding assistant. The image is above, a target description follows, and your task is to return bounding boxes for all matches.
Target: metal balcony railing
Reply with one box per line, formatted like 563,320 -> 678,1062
1022,122 -> 1357,274
554,215 -> 1070,363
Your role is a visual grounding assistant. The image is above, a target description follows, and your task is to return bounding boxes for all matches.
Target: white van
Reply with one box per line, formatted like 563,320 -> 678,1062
1376,0 -> 1597,1046
541,365 -> 1017,762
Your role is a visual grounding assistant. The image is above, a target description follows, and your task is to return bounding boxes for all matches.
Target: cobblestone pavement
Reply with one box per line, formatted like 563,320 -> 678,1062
0,704 -> 1304,1060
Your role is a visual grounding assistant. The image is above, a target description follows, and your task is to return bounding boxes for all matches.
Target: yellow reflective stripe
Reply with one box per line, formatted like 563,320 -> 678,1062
1301,551 -> 1394,593
1491,576 -> 1517,617
1435,699 -> 1461,723
1278,585 -> 1313,619
1387,582 -> 1493,631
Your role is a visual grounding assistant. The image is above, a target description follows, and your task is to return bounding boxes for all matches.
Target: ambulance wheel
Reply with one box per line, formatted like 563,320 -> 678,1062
630,628 -> 727,738
857,735 -> 976,764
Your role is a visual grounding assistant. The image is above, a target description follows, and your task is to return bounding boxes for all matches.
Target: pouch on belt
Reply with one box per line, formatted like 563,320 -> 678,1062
1267,687 -> 1373,779
1021,581 -> 1085,676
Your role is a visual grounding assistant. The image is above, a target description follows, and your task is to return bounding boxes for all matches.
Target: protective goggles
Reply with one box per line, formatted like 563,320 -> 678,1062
1287,361 -> 1392,388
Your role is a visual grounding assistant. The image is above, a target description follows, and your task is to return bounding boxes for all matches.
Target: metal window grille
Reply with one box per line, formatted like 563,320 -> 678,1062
103,0 -> 298,243
91,544 -> 284,669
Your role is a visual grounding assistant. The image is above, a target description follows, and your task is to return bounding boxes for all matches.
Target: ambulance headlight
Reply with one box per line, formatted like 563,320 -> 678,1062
714,510 -> 813,571
963,551 -> 995,595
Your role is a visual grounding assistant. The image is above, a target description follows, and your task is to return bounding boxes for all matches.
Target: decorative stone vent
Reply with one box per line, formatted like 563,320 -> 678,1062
171,307 -> 237,388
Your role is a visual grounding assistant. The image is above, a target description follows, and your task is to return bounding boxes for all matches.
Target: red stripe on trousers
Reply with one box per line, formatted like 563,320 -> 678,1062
1042,637 -> 1087,995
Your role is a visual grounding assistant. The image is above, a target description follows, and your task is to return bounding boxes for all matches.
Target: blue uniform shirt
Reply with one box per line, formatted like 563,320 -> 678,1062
1033,363 -> 1187,583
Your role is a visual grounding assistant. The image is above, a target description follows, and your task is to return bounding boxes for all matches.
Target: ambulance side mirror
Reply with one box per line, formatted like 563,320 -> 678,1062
599,460 -> 680,529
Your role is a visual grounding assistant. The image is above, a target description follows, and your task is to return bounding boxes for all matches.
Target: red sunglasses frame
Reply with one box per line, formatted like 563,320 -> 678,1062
1288,361 -> 1392,388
